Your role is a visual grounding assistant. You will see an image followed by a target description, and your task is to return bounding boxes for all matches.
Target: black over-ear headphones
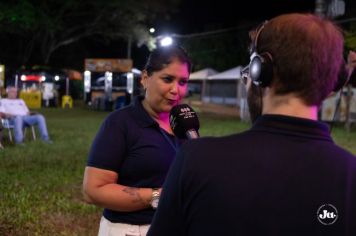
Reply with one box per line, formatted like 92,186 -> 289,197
249,21 -> 350,91
249,21 -> 274,87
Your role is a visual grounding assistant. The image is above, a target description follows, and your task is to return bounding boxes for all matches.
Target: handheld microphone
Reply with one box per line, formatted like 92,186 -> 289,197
169,104 -> 200,139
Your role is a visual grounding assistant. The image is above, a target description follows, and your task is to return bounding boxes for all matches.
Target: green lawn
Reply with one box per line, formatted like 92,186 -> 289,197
0,103 -> 355,235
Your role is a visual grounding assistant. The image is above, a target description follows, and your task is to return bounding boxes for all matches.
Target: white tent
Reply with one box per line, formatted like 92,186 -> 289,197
190,68 -> 218,80
202,66 -> 247,119
207,66 -> 242,80
187,68 -> 218,97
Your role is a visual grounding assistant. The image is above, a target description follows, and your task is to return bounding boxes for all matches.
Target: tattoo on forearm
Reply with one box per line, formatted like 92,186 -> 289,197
122,187 -> 148,205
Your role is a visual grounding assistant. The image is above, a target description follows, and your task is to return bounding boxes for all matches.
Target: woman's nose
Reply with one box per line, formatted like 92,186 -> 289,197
170,82 -> 178,94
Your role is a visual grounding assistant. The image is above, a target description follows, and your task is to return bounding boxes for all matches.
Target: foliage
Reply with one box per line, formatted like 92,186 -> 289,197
341,4 -> 356,51
181,28 -> 251,72
345,23 -> 356,51
0,0 -> 181,65
178,18 -> 261,71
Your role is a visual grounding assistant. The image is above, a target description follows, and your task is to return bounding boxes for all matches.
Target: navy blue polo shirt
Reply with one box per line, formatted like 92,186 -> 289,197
87,96 -> 181,224
148,114 -> 356,235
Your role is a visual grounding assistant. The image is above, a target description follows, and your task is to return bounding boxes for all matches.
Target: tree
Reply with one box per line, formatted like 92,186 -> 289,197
344,22 -> 356,50
181,24 -> 253,72
0,0 -> 180,65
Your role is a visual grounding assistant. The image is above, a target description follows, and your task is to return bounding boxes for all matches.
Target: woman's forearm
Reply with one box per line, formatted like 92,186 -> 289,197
82,166 -> 158,212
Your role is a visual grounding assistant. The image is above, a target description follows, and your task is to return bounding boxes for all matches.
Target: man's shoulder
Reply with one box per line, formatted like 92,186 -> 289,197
186,132 -> 246,145
180,132 -> 246,157
332,145 -> 356,165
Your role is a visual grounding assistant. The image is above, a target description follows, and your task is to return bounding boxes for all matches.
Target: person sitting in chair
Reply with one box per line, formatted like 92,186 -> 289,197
0,86 -> 52,144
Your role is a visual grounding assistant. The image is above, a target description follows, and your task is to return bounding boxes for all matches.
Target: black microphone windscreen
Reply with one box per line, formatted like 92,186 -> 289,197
169,104 -> 200,139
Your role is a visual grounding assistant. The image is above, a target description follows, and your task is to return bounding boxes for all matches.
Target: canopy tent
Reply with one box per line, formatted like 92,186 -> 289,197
190,68 -> 218,80
207,66 -> 242,80
201,65 -> 248,119
187,68 -> 218,97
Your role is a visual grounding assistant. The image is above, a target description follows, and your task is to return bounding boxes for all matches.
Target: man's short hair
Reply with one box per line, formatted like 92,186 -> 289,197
252,13 -> 344,106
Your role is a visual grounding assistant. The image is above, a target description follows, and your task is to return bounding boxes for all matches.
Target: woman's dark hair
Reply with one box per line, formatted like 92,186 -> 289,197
143,46 -> 192,76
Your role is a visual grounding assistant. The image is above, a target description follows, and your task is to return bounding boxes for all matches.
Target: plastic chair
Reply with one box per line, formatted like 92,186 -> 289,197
1,118 -> 36,142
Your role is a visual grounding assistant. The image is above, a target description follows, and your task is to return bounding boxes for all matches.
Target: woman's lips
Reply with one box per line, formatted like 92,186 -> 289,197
167,99 -> 178,105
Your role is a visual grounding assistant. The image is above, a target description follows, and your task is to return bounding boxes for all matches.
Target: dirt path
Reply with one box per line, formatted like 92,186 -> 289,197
184,99 -> 240,117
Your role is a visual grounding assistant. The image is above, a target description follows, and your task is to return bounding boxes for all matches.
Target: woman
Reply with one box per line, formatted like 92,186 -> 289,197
82,45 -> 191,236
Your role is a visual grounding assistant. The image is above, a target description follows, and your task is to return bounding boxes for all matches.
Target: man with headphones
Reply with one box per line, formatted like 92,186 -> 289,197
147,13 -> 356,235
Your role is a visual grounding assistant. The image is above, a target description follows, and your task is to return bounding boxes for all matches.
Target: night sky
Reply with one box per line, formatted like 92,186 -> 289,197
141,0 -> 356,68
155,0 -> 316,36
3,0 -> 355,72
126,0 -> 318,69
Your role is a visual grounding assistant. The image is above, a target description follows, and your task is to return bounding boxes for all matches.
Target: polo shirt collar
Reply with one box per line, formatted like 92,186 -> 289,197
130,96 -> 158,128
251,114 -> 332,141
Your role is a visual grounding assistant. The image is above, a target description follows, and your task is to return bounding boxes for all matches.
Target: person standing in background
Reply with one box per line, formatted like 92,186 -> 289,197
82,45 -> 192,236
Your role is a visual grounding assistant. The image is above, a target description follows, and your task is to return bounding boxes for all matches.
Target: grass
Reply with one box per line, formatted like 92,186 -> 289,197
0,104 -> 107,235
326,122 -> 356,154
0,103 -> 355,235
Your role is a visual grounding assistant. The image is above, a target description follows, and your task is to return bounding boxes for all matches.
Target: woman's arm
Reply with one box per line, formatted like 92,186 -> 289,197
82,166 -> 160,212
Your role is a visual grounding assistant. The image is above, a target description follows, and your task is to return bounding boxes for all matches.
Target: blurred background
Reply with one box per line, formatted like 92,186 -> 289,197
1,1 -> 356,235
0,0 -> 355,114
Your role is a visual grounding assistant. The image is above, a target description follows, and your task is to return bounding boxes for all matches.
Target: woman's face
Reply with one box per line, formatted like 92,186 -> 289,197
142,59 -> 190,113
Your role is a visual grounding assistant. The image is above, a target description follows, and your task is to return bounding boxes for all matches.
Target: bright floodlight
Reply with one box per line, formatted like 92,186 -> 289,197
149,28 -> 155,34
160,36 -> 173,47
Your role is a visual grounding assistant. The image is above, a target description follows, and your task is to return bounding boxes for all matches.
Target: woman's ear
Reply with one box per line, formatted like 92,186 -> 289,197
141,70 -> 149,89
